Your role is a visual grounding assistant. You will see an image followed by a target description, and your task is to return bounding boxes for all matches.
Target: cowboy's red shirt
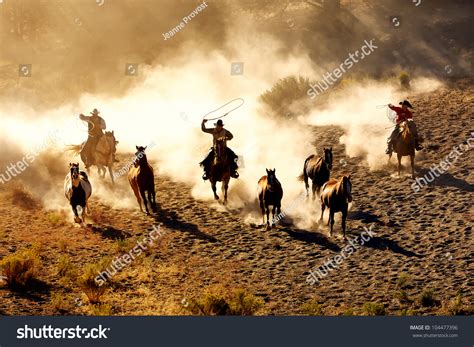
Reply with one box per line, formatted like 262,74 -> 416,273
389,105 -> 413,123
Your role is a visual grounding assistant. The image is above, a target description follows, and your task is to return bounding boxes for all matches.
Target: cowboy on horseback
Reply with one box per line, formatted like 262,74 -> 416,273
79,108 -> 118,168
385,100 -> 423,155
200,118 -> 239,180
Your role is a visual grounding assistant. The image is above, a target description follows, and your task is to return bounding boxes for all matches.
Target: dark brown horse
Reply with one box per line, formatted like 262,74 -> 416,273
128,146 -> 156,214
320,175 -> 352,239
258,168 -> 283,230
389,120 -> 416,179
209,137 -> 231,204
301,147 -> 333,200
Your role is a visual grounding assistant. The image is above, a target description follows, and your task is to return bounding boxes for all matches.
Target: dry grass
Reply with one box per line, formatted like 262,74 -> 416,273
77,260 -> 109,304
187,286 -> 264,316
301,299 -> 324,315
362,302 -> 386,316
0,249 -> 40,291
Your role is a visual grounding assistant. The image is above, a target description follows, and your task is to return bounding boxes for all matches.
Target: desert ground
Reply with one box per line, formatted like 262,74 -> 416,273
0,78 -> 472,316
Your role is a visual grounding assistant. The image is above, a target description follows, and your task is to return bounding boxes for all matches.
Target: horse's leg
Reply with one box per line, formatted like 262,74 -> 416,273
410,154 -> 415,179
222,178 -> 229,205
81,204 -> 87,224
320,204 -> 325,222
271,205 -> 276,228
259,197 -> 265,225
211,179 -> 219,200
329,210 -> 334,237
108,165 -> 115,184
72,204 -> 81,223
341,207 -> 348,240
265,205 -> 271,230
397,154 -> 402,177
151,187 -> 157,212
140,189 -> 149,214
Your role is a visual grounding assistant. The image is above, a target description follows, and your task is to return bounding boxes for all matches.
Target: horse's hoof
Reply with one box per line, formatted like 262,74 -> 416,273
74,217 -> 82,223
265,225 -> 271,231
214,195 -> 219,200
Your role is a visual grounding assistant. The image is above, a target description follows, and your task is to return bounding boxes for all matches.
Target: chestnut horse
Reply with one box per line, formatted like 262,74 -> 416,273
258,168 -> 283,230
320,175 -> 352,239
128,146 -> 156,214
301,147 -> 333,200
389,120 -> 416,179
209,137 -> 231,204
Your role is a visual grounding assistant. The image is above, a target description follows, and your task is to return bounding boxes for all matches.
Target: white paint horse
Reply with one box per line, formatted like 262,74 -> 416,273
64,163 -> 92,223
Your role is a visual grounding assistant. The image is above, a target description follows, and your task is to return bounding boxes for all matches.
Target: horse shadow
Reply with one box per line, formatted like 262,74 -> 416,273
349,210 -> 384,225
151,204 -> 218,243
277,225 -> 341,252
417,169 -> 474,192
88,224 -> 130,240
361,235 -> 422,258
1,278 -> 51,302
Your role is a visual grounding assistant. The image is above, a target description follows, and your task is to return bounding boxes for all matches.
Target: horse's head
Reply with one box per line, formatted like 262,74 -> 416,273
342,175 -> 352,203
69,162 -> 80,180
266,168 -> 277,192
213,137 -> 227,163
323,147 -> 333,170
134,145 -> 147,167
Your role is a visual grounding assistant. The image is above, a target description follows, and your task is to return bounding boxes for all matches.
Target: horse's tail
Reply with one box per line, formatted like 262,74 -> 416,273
65,144 -> 82,156
299,155 -> 313,192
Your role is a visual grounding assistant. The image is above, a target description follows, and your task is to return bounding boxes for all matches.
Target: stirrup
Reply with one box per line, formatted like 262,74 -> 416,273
385,148 -> 392,155
231,171 -> 239,179
202,172 -> 209,180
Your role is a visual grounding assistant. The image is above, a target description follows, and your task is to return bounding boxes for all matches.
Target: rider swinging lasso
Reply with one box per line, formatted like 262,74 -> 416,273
200,118 -> 239,180
385,100 -> 423,155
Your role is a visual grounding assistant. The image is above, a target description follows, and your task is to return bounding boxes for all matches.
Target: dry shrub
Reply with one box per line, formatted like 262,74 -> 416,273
0,250 -> 40,291
260,75 -> 311,118
9,184 -> 41,209
399,71 -> 411,89
301,299 -> 324,315
77,260 -> 109,304
187,287 -> 263,316
363,302 -> 386,316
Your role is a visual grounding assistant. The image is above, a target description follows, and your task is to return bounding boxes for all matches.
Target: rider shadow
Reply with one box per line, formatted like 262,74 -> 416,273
417,169 -> 474,192
152,205 -> 218,243
361,235 -> 422,258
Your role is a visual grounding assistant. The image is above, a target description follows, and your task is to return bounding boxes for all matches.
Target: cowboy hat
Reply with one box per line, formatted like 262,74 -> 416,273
214,119 -> 224,126
399,100 -> 413,108
90,108 -> 100,115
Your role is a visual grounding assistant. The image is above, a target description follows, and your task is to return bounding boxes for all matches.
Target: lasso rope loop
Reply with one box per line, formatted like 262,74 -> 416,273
203,98 -> 245,121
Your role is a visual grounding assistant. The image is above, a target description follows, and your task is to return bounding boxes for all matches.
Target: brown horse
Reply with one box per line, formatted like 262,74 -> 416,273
128,146 -> 156,214
320,175 -> 352,239
258,168 -> 283,230
301,147 -> 333,200
389,120 -> 415,179
209,137 -> 231,205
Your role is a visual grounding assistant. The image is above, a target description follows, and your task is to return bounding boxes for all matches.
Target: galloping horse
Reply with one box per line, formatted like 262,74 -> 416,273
64,163 -> 92,223
66,131 -> 118,184
301,147 -> 333,200
258,168 -> 283,230
208,137 -> 231,204
128,146 -> 156,214
320,175 -> 352,239
389,120 -> 416,179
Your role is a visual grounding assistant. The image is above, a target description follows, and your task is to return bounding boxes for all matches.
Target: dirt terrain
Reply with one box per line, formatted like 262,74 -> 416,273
0,78 -> 472,316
